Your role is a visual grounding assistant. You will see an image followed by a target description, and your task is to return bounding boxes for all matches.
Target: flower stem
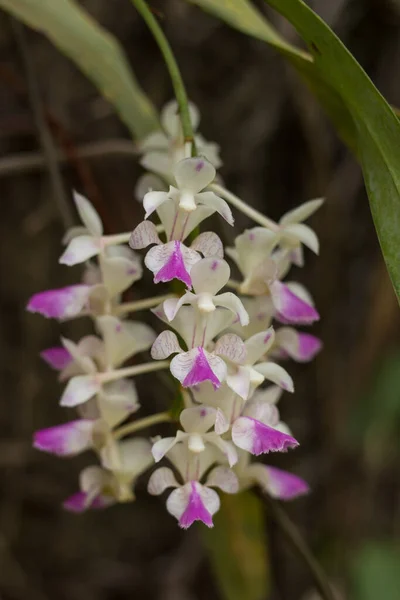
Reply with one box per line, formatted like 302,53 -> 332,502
99,360 -> 170,383
115,294 -> 173,315
132,0 -> 197,155
209,183 -> 280,232
113,411 -> 173,440
266,498 -> 335,600
226,279 -> 241,291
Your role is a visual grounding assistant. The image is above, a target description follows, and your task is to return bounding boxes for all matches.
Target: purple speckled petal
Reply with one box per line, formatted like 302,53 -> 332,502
33,420 -> 94,456
63,491 -> 113,513
270,281 -> 319,325
27,285 -> 90,319
232,417 -> 299,456
264,466 -> 310,500
40,346 -> 72,370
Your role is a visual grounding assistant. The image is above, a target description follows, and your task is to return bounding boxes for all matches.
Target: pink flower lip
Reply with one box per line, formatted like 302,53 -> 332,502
182,347 -> 221,389
154,241 -> 192,287
179,482 -> 213,529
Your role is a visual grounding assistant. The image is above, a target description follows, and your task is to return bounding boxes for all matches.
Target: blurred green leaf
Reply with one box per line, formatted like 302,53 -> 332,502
351,541 -> 400,600
202,491 -> 269,600
1,0 -> 159,139
349,351 -> 400,444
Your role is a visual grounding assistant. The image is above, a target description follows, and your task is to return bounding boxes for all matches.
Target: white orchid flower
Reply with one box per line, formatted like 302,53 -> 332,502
139,100 -> 222,180
148,444 -> 237,529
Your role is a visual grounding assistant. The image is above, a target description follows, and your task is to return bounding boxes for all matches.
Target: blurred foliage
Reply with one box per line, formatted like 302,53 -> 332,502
202,491 -> 269,600
349,351 -> 400,457
0,0 -> 159,139
351,541 -> 400,600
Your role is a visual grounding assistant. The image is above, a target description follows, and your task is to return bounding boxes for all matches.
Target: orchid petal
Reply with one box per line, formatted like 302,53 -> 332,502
254,362 -> 294,392
248,464 -> 310,500
97,316 -> 155,367
151,436 -> 178,462
140,151 -> 172,178
100,251 -> 142,297
214,292 -> 249,326
282,223 -> 319,254
232,417 -> 299,455
145,241 -> 200,287
235,228 -> 279,275
170,347 -> 227,389
280,198 -> 324,226
275,327 -> 322,362
40,346 -> 72,370
195,191 -> 234,225
101,438 -> 153,477
163,293 -> 195,321
167,481 -> 219,529
162,100 -> 200,137
143,190 -> 169,219
61,337 -> 97,375
180,405 -> 217,434
207,435 -> 238,467
129,221 -> 162,249
59,235 -> 101,266
270,281 -> 319,325
151,330 -> 182,359
33,420 -> 94,456
135,172 -> 166,201
206,466 -> 239,493
191,257 -> 230,295
73,191 -> 103,236
148,467 -> 180,495
226,366 -> 251,401
245,328 -> 275,365
174,157 -> 215,194
214,334 -> 247,364
190,232 -> 224,258
60,375 -> 100,407
27,285 -> 90,320
63,491 -> 113,512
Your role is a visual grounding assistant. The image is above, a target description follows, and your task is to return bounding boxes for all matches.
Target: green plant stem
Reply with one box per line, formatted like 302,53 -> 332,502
210,183 -> 279,231
266,498 -> 335,600
113,411 -> 173,439
132,0 -> 197,154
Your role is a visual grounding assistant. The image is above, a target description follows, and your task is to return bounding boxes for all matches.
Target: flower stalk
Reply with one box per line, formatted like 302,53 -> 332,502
131,0 -> 197,155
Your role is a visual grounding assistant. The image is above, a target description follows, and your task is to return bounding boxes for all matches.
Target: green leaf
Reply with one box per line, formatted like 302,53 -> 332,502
189,0 -> 400,300
202,491 -> 269,600
186,0 -> 357,150
188,0 -> 308,59
1,0 -> 159,139
351,541 -> 400,600
263,0 -> 400,299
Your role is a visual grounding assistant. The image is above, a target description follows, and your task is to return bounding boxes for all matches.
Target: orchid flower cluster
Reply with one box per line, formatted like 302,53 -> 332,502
28,101 -> 323,528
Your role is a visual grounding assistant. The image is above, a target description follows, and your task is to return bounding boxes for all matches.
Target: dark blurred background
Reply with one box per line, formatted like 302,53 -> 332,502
0,1 -> 400,599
